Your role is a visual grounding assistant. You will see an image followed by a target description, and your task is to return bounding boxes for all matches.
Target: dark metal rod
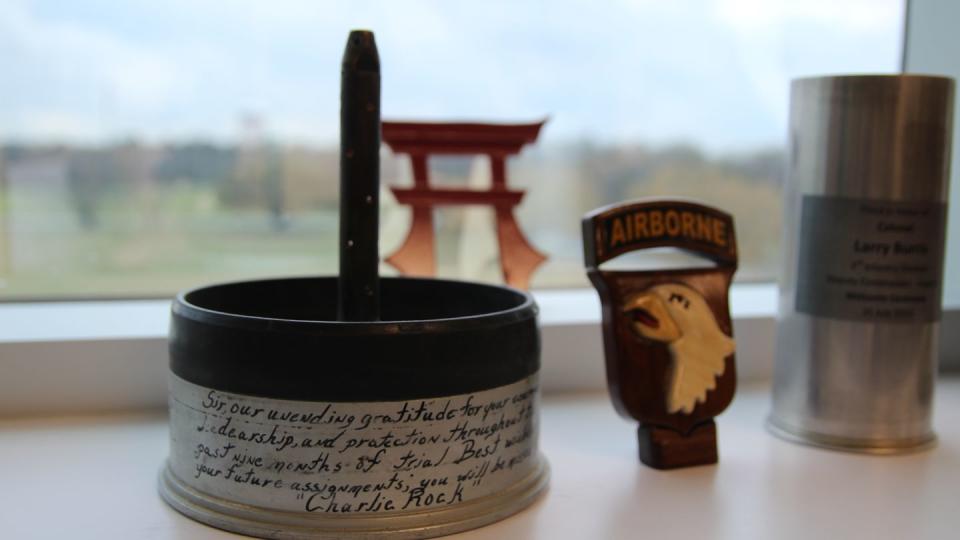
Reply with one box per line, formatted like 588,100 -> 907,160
338,30 -> 381,321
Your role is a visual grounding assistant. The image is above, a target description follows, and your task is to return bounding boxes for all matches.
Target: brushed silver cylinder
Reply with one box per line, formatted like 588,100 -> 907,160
770,75 -> 954,452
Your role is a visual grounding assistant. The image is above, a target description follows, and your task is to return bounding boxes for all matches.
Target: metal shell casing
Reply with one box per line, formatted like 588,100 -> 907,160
160,276 -> 548,538
770,75 -> 954,452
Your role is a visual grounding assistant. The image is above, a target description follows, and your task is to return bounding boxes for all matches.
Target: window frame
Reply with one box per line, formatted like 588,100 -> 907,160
1,286 -> 957,416
0,285 -> 784,416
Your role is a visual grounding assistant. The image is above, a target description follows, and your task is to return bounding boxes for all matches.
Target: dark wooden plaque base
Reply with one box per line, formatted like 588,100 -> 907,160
584,200 -> 738,470
637,420 -> 717,469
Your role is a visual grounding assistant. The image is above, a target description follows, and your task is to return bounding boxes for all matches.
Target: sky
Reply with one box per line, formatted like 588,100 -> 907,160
0,0 -> 903,153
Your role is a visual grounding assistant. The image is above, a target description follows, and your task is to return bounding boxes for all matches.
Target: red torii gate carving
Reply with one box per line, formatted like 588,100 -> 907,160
381,120 -> 548,289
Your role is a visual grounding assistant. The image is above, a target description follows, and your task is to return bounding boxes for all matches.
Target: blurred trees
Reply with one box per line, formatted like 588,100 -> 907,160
574,142 -> 784,279
3,138 -> 786,289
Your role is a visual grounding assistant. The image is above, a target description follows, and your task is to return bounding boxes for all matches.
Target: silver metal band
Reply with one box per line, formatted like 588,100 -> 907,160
161,374 -> 548,538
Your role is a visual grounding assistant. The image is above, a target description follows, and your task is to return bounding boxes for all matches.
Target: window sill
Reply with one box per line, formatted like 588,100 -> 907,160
3,379 -> 960,539
1,284 -> 956,417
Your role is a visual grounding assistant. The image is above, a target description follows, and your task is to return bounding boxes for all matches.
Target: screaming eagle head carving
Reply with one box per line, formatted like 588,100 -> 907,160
622,283 -> 735,415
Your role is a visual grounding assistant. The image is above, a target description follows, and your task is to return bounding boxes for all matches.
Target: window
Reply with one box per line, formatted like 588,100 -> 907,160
906,0 -> 960,308
0,0 -> 904,300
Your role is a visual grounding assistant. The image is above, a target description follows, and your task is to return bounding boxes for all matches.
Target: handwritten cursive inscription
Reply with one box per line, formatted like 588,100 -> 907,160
167,375 -> 540,514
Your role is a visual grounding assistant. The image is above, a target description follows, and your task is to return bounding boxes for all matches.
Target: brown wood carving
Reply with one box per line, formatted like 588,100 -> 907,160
582,199 -> 738,469
382,121 -> 548,289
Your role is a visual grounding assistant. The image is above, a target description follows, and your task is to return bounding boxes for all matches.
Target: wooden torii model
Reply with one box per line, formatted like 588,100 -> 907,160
381,120 -> 548,289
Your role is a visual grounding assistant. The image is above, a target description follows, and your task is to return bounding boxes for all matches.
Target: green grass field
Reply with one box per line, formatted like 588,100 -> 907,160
0,146 -> 783,300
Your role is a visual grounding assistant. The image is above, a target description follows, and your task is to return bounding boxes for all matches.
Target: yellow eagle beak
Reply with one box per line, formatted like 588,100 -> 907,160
622,291 -> 682,343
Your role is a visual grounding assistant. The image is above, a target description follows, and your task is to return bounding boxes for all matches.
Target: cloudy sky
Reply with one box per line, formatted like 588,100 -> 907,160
1,0 -> 902,152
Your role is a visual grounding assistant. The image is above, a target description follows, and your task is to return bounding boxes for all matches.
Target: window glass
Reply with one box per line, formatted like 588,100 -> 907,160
0,0 -> 903,299
904,0 -> 960,307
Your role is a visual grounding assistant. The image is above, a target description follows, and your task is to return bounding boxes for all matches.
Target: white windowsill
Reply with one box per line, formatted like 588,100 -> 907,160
0,299 -> 173,343
0,284 -> 777,344
1,284 -> 955,417
3,380 -> 960,540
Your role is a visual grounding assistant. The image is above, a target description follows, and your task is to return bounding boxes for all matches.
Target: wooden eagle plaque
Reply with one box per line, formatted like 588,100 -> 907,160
582,199 -> 738,469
